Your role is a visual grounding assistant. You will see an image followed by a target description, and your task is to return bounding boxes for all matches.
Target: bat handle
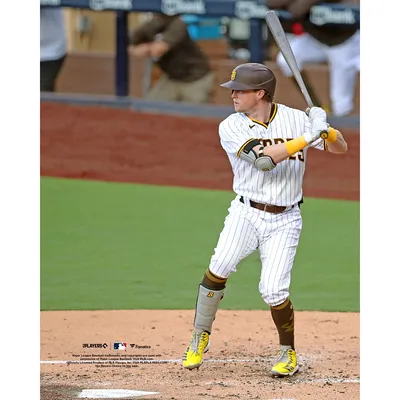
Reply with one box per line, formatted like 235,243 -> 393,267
320,130 -> 329,139
305,107 -> 314,116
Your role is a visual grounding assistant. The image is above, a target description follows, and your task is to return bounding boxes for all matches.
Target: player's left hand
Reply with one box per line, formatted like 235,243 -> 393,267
306,106 -> 327,122
305,107 -> 329,142
310,119 -> 329,142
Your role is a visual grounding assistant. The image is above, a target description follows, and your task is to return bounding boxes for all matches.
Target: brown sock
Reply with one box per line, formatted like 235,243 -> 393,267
201,268 -> 227,291
270,298 -> 295,349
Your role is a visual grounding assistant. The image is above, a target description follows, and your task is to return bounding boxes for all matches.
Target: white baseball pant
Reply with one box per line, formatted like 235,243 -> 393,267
208,196 -> 303,307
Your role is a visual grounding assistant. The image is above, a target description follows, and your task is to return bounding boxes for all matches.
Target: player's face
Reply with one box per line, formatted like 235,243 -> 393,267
231,90 -> 259,112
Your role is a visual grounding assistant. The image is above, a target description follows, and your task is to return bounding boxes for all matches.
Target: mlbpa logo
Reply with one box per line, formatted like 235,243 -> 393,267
113,342 -> 127,350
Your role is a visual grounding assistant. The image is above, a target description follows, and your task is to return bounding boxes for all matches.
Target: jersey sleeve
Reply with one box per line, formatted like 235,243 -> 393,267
219,116 -> 254,155
130,20 -> 158,45
160,17 -> 188,48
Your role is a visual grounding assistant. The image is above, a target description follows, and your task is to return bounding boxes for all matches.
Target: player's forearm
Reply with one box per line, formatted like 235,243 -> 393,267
129,43 -> 152,58
324,128 -> 348,154
238,108 -> 332,172
256,135 -> 310,164
149,40 -> 171,58
260,143 -> 295,164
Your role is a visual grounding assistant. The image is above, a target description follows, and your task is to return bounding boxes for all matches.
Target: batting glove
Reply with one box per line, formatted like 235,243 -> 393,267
308,106 -> 327,121
304,107 -> 329,143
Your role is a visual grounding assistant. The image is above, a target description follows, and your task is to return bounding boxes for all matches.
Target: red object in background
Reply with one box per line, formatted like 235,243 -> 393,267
292,22 -> 304,35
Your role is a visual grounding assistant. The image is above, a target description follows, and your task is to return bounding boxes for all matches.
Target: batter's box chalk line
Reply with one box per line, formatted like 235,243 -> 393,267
204,377 -> 359,386
41,357 -> 360,385
78,389 -> 159,399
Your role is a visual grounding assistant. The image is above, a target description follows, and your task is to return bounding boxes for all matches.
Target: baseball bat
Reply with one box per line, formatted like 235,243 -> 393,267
265,10 -> 328,139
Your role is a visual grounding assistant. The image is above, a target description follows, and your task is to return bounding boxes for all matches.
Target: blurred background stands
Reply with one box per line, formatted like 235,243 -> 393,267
40,1 -> 360,115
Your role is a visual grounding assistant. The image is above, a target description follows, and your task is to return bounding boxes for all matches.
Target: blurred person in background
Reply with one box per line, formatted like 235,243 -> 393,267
129,13 -> 213,104
266,0 -> 360,117
40,7 -> 67,92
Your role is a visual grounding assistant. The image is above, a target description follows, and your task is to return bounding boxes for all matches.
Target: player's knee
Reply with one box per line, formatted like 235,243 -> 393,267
208,258 -> 236,281
259,284 -> 289,307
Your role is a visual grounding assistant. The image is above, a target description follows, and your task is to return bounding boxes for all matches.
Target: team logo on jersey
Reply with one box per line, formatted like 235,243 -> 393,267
207,291 -> 214,298
231,70 -> 236,80
259,137 -> 305,162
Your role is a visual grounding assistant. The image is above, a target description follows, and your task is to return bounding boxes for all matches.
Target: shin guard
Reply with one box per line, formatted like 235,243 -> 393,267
193,284 -> 224,334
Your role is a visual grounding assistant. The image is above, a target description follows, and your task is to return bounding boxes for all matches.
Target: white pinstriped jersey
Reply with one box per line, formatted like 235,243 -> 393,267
219,103 -> 325,206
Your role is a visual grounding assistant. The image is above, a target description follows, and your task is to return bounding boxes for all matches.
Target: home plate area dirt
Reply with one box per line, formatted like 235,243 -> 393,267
40,310 -> 359,400
40,103 -> 360,399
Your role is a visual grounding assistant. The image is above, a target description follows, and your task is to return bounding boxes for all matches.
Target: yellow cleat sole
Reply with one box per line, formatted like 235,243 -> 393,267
183,362 -> 202,370
182,347 -> 210,370
271,364 -> 299,377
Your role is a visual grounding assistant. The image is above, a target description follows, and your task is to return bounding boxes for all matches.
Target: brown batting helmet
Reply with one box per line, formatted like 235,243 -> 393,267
220,63 -> 276,99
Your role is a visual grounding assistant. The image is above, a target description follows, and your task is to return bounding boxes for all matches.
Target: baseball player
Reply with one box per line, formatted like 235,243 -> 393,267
182,63 -> 348,377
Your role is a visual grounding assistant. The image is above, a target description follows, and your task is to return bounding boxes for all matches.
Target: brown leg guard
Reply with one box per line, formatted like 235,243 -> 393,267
270,298 -> 295,349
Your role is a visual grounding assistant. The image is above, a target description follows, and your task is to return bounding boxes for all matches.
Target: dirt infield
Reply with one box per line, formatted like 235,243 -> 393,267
41,310 -> 359,400
40,102 -> 360,399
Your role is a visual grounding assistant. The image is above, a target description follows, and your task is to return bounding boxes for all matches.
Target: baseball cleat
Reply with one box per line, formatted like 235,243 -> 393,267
271,348 -> 299,377
182,331 -> 210,369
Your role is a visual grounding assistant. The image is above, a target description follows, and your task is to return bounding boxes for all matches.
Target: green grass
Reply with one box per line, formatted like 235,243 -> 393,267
41,177 -> 359,312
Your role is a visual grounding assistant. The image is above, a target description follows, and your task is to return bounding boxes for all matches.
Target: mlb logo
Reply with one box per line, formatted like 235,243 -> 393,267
113,342 -> 127,350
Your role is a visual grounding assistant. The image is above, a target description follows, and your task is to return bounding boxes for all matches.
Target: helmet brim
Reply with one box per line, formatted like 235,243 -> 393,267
220,81 -> 255,90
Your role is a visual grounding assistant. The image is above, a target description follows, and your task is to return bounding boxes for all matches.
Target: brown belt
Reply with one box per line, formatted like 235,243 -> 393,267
240,196 -> 293,214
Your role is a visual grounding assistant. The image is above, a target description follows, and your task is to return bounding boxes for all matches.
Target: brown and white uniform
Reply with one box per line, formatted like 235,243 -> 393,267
210,103 -> 325,306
